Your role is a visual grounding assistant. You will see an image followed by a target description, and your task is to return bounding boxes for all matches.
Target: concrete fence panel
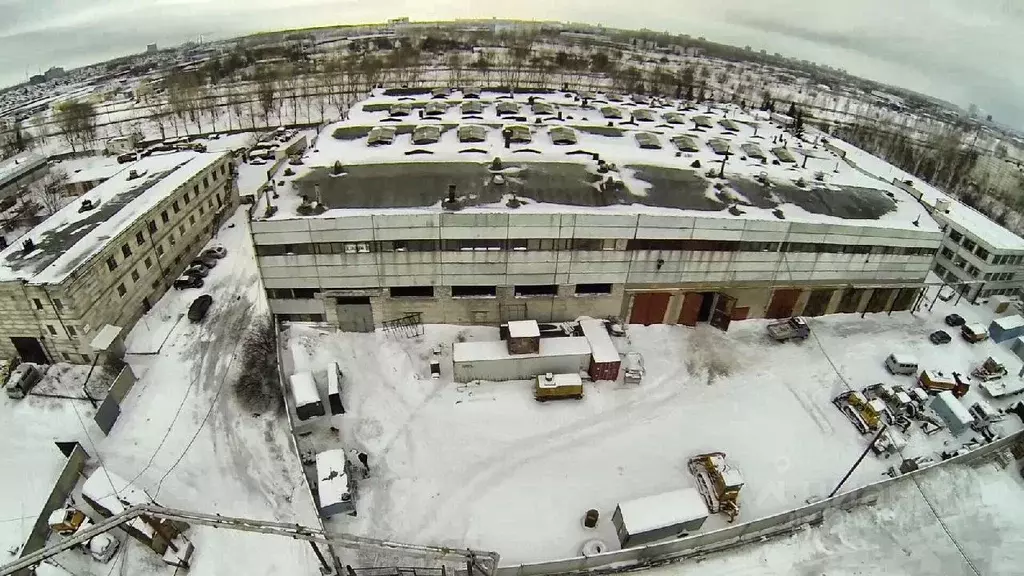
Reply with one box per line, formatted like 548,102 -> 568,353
15,445 -> 89,575
93,365 -> 137,435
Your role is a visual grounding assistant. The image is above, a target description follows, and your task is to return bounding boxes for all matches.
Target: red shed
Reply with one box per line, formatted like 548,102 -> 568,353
581,319 -> 621,381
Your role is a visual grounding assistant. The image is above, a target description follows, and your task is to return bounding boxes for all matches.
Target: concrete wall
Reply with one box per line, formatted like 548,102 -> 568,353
16,444 -> 89,575
0,153 -> 239,363
496,430 -> 1024,576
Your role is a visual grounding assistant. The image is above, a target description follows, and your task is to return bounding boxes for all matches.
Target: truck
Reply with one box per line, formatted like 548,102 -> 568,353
972,357 -> 1007,381
767,317 -> 810,342
612,488 -> 709,548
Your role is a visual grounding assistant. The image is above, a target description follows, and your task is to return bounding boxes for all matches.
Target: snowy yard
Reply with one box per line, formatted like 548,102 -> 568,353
281,292 -> 1024,565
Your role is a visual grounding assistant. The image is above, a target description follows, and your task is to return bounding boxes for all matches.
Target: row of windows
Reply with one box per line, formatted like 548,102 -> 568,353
947,228 -> 1023,265
984,272 -> 1016,282
269,283 -> 616,300
255,239 -> 939,258
993,254 -> 1022,266
980,288 -> 1022,298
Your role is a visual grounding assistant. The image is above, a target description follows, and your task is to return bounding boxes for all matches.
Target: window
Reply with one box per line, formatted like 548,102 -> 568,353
161,210 -> 169,223
172,200 -> 180,213
183,191 -> 190,204
199,205 -> 205,216
61,352 -> 71,361
117,283 -> 127,297
203,176 -> 209,189
292,288 -> 320,299
390,286 -> 434,298
940,247 -> 955,260
46,324 -> 57,336
962,238 -> 976,251
32,298 -> 43,310
144,256 -> 153,269
949,229 -> 963,243
53,298 -> 63,311
189,214 -> 196,225
452,285 -> 497,298
131,269 -> 140,282
106,256 -> 117,271
67,326 -> 77,336
975,247 -> 990,261
136,231 -> 145,246
208,198 -> 214,208
178,224 -> 185,235
156,244 -> 164,256
575,283 -> 613,295
984,273 -> 995,281
572,239 -> 604,251
514,285 -> 558,297
1009,273 -> 1017,282
193,185 -> 199,197
122,244 -> 132,258
148,220 -> 157,234
81,354 -> 90,363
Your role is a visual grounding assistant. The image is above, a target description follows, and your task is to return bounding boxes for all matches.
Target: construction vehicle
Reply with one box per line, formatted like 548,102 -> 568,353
833,391 -> 884,433
862,383 -> 912,431
972,357 -> 1008,382
918,370 -> 969,398
687,452 -> 743,522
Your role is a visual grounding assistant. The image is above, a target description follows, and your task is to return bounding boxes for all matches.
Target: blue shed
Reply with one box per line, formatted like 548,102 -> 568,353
989,315 -> 1024,343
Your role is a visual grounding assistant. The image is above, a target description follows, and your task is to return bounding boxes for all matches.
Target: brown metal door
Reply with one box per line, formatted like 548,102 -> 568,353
709,293 -> 737,332
802,289 -> 833,317
630,293 -> 670,325
766,289 -> 801,319
677,293 -> 703,326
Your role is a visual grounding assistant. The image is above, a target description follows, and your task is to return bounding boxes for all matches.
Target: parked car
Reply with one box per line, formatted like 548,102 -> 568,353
173,274 -> 204,290
188,294 -> 214,322
944,314 -> 966,327
6,363 -> 42,398
885,353 -> 919,374
201,244 -> 227,259
249,157 -> 268,165
929,330 -> 952,345
767,317 -> 810,342
185,264 -> 209,278
116,152 -> 137,164
190,256 -> 217,269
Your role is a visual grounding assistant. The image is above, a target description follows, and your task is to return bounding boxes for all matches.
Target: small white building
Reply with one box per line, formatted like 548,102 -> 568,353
930,391 -> 974,436
315,449 -> 355,517
106,135 -> 140,155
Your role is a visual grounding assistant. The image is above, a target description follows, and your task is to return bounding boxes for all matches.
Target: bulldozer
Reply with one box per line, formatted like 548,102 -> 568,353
687,452 -> 743,523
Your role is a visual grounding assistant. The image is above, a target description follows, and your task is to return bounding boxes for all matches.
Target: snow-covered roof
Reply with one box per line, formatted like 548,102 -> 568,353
992,315 -> 1024,330
616,488 -> 708,534
0,151 -> 227,285
81,467 -> 155,536
264,90 -> 940,235
289,371 -> 321,407
327,361 -> 341,395
537,373 -> 582,388
580,319 -> 619,364
315,449 -> 351,508
889,353 -> 917,365
453,336 -> 591,363
66,162 -> 127,184
508,319 -> 540,339
89,324 -> 123,352
0,152 -> 46,188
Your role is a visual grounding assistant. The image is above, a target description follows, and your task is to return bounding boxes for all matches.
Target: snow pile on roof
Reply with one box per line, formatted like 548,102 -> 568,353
580,319 -> 619,364
66,162 -> 127,184
289,371 -> 321,406
453,336 -> 591,362
315,450 -> 351,509
508,319 -> 540,339
81,467 -> 155,536
0,151 -> 46,187
537,373 -> 582,389
616,488 -> 708,533
992,315 -> 1024,331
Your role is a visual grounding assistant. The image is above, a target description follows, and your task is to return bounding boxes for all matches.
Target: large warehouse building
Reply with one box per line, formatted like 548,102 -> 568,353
0,150 -> 236,364
250,91 -> 947,331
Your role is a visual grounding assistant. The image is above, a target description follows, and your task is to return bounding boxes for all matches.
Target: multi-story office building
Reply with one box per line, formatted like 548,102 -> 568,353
0,150 -> 236,364
251,91 -> 943,331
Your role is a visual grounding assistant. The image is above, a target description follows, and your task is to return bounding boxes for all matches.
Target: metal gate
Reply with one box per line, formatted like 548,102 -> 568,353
766,289 -> 801,319
709,293 -> 737,332
865,288 -> 893,313
334,297 -> 374,332
10,336 -> 47,364
629,293 -> 670,325
677,293 -> 703,326
802,290 -> 833,317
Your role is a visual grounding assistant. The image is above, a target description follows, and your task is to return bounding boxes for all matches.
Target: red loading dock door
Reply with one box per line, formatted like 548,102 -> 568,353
677,293 -> 704,327
766,289 -> 801,319
630,293 -> 671,325
709,293 -> 737,332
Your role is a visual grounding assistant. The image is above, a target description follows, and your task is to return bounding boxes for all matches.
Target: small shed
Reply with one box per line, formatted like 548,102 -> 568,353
316,450 -> 355,517
461,100 -> 484,115
1012,336 -> 1024,361
327,361 -> 345,415
507,320 -> 541,355
496,101 -> 520,116
663,112 -> 686,125
988,294 -> 1013,314
452,337 -> 591,382
612,488 -> 708,548
581,319 -> 621,381
634,132 -> 662,150
930,391 -> 974,436
989,314 -> 1024,343
670,134 -> 700,152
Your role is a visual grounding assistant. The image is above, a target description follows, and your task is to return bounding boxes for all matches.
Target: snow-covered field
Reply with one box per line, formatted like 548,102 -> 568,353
280,289 -> 1024,565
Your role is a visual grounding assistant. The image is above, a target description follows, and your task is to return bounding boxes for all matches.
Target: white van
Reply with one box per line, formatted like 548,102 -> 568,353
885,353 -> 918,376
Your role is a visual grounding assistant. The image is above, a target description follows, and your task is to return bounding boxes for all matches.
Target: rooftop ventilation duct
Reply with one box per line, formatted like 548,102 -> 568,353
78,199 -> 96,213
22,238 -> 34,253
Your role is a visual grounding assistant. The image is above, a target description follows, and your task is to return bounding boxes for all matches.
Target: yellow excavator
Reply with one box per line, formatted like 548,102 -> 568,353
688,452 -> 744,522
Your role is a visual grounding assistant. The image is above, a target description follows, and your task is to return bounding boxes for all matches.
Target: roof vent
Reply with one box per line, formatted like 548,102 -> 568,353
442,184 -> 462,211
127,169 -> 140,180
935,198 -> 951,213
78,199 -> 97,213
22,238 -> 34,253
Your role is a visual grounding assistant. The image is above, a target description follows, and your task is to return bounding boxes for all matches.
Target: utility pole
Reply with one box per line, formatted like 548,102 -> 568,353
830,425 -> 887,498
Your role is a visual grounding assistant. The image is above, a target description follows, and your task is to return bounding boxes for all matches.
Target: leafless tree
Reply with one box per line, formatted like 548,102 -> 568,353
448,52 -> 465,87
37,168 -> 69,216
255,68 -> 279,126
54,101 -> 96,152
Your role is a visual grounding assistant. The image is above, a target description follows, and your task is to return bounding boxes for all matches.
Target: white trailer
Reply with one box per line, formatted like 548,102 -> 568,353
452,337 -> 591,382
290,371 -> 325,421
316,449 -> 355,517
612,488 -> 709,548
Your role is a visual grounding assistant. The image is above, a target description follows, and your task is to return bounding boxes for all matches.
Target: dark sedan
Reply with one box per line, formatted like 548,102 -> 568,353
929,330 -> 952,345
945,314 -> 965,327
188,295 -> 213,322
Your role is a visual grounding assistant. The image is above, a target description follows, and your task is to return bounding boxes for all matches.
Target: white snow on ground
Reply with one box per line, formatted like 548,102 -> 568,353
281,291 -> 1024,565
645,461 -> 1024,576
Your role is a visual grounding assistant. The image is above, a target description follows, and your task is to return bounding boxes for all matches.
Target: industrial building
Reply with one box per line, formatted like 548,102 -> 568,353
0,150 -> 236,364
0,152 -> 48,201
250,91 -> 947,331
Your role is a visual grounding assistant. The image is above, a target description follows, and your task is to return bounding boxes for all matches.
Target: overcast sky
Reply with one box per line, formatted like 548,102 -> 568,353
1,0 -> 1021,127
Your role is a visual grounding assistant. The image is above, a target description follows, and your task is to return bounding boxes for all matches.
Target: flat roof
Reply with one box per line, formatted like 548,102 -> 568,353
66,162 -> 127,184
316,449 -> 351,507
993,315 -> 1024,330
616,488 -> 707,534
0,151 -> 225,285
453,336 -> 591,363
932,391 -> 973,425
508,319 -> 540,338
0,152 -> 46,188
265,90 -> 940,234
580,319 -> 619,364
290,371 -> 321,406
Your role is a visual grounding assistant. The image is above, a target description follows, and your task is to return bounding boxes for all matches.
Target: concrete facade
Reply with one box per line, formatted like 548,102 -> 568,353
0,153 -> 237,364
252,211 -> 941,328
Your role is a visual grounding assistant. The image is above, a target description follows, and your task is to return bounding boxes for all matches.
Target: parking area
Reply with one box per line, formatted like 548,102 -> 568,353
279,288 -> 1024,565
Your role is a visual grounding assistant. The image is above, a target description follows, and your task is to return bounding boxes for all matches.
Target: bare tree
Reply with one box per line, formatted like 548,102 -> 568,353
36,168 -> 69,216
54,101 -> 96,152
255,68 -> 279,126
447,52 -> 465,87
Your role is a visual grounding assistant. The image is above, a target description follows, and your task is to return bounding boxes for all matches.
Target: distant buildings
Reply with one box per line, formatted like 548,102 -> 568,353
43,67 -> 66,81
147,43 -> 158,54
